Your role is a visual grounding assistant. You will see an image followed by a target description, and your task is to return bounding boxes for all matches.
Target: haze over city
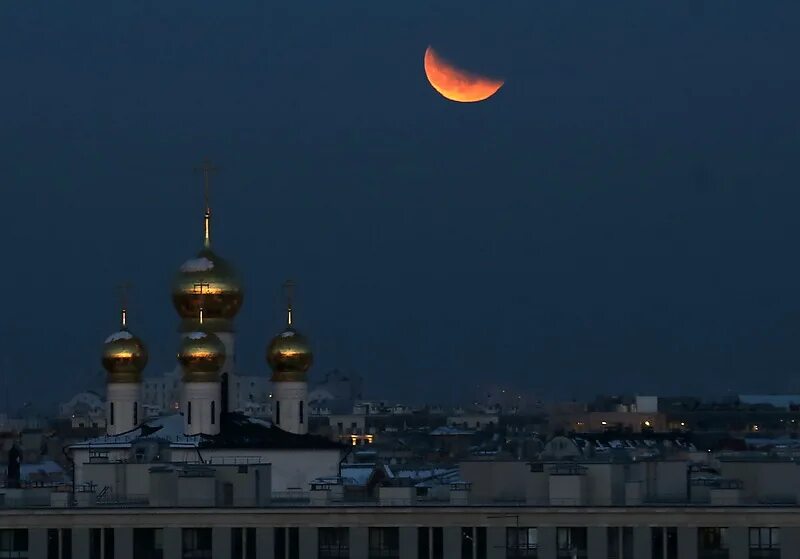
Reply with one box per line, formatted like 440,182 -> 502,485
2,1 -> 800,407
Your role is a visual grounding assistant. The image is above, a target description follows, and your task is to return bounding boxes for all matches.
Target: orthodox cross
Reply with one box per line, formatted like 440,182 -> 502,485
193,282 -> 211,325
194,158 -> 217,247
283,280 -> 295,327
118,282 -> 131,328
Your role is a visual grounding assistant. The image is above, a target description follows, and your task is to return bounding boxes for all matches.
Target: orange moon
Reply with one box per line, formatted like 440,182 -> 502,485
423,46 -> 504,103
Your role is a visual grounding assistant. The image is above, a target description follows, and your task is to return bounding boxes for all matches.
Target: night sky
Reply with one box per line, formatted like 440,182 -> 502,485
2,1 -> 800,408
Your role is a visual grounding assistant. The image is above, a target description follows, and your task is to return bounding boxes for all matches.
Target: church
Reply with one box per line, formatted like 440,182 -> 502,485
69,162 -> 344,495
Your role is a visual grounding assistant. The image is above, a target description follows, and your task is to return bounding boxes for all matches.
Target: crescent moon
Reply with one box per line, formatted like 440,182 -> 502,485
424,46 -> 504,103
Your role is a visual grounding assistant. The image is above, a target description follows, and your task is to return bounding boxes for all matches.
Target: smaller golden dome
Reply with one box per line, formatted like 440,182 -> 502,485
102,329 -> 148,383
267,327 -> 313,381
178,330 -> 226,382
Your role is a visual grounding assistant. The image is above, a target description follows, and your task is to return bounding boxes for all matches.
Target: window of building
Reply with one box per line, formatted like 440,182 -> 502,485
231,528 -> 256,559
133,402 -> 138,426
289,528 -> 299,559
48,529 -> 70,559
110,402 -> 115,426
274,528 -> 299,559
319,527 -> 349,559
651,527 -> 678,559
459,527 -> 485,559
698,528 -> 729,559
299,401 -> 304,424
506,527 -> 537,558
276,401 -> 281,425
0,529 -> 28,559
211,401 -> 216,425
607,527 -> 633,559
133,528 -> 163,559
556,527 -> 587,559
89,529 -> 115,559
187,401 -> 192,425
749,528 -> 779,559
369,527 -> 399,559
418,527 -> 443,559
182,528 -> 211,559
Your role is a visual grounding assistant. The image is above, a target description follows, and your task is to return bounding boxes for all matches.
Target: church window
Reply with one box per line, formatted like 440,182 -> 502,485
211,401 -> 216,425
299,401 -> 304,424
188,402 -> 192,425
133,402 -> 138,426
110,402 -> 115,426
276,401 -> 281,425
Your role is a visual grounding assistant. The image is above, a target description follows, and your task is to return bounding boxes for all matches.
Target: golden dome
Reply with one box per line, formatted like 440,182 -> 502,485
172,248 -> 243,332
102,328 -> 148,383
177,330 -> 226,382
267,327 -> 313,381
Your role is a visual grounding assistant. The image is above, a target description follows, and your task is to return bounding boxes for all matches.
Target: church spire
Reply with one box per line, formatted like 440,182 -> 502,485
283,279 -> 295,327
194,157 -> 217,249
118,282 -> 130,329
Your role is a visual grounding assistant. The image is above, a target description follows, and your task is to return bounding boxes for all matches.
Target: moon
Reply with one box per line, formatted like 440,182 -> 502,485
423,46 -> 504,103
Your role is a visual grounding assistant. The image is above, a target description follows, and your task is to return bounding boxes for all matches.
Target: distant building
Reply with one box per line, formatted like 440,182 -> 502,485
58,391 -> 106,429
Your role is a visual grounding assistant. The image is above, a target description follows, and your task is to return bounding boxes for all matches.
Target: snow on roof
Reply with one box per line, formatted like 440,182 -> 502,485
180,257 -> 215,273
390,467 -> 461,485
187,332 -> 207,340
105,330 -> 133,343
20,459 -> 65,480
280,331 -> 295,338
69,414 -> 200,450
249,417 -> 272,428
340,464 -> 376,487
430,426 -> 473,436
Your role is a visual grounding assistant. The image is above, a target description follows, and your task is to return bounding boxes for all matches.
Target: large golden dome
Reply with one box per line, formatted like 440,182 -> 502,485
102,328 -> 148,383
267,327 -> 313,381
172,247 -> 243,332
178,330 -> 226,382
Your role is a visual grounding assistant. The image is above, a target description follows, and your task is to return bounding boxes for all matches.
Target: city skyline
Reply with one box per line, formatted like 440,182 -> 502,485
2,2 -> 800,405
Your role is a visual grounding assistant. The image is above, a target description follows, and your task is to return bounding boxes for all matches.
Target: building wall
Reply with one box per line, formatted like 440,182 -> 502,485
460,461 -> 529,502
720,460 -> 800,504
4,507 -> 800,559
202,448 -> 341,492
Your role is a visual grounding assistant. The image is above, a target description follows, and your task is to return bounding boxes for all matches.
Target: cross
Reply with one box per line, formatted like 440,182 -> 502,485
283,280 -> 295,326
193,282 -> 211,325
193,157 -> 217,212
118,282 -> 131,328
194,158 -> 217,248
192,282 -> 210,295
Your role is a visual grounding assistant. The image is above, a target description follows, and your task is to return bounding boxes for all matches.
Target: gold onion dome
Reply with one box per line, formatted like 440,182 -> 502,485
102,326 -> 148,383
173,159 -> 243,332
178,330 -> 226,382
172,248 -> 243,332
267,327 -> 313,381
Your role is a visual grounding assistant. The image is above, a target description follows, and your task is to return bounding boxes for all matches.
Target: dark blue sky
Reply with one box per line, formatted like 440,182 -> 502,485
2,1 -> 800,407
